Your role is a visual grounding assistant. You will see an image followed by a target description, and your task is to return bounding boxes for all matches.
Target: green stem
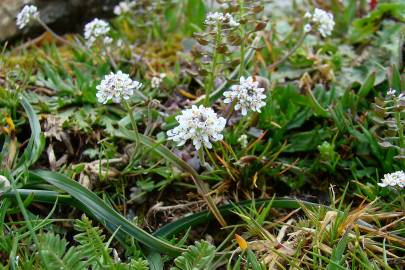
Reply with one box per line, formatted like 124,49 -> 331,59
394,97 -> 404,167
238,0 -> 245,79
123,100 -> 139,150
268,32 -> 308,70
36,19 -> 83,50
205,27 -> 221,106
9,176 -> 47,265
198,147 -> 206,167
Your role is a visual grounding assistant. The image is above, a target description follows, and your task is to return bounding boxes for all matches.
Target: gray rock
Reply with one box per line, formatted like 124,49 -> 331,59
0,0 -> 119,41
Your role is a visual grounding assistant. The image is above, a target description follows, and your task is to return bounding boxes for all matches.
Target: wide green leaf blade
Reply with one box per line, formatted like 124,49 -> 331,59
30,170 -> 185,256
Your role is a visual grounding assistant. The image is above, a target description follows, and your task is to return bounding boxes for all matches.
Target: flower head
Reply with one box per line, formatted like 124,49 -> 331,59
205,12 -> 239,29
387,88 -> 396,96
0,175 -> 11,194
378,170 -> 405,188
167,105 -> 226,150
16,5 -> 39,29
114,1 -> 136,15
304,8 -> 335,37
96,71 -> 142,104
238,134 -> 248,148
151,73 -> 166,88
84,18 -> 111,47
223,76 -> 267,115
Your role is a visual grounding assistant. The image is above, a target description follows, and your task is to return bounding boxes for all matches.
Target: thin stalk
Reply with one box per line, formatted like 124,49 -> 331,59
105,48 -> 118,71
123,100 -> 140,151
205,27 -> 221,106
268,32 -> 308,70
393,97 -> 405,167
198,148 -> 206,167
238,0 -> 246,79
225,0 -> 246,122
36,19 -> 82,50
9,175 -> 47,265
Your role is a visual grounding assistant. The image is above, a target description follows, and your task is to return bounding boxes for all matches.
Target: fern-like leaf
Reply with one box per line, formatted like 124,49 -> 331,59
74,214 -> 112,269
171,240 -> 215,270
40,233 -> 87,270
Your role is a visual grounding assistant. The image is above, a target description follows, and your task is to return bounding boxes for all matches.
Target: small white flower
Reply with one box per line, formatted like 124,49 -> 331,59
205,12 -> 239,29
103,36 -> 113,45
151,73 -> 166,88
167,105 -> 226,150
84,18 -> 111,47
238,134 -> 248,148
16,5 -> 39,29
223,76 -> 267,116
96,71 -> 142,104
378,170 -> 405,188
387,88 -> 396,96
304,24 -> 312,33
114,1 -> 136,15
305,8 -> 335,37
0,175 -> 11,194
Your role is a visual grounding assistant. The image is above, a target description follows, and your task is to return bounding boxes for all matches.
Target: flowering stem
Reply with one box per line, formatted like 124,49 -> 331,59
268,32 -> 308,70
204,27 -> 221,106
394,97 -> 405,167
198,147 -> 206,168
399,190 -> 405,213
36,19 -> 83,50
238,0 -> 246,79
123,100 -> 140,150
105,47 -> 118,71
225,100 -> 236,126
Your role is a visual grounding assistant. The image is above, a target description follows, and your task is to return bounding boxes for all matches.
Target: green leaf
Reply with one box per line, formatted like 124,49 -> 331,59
389,64 -> 402,91
171,241 -> 215,270
14,96 -> 45,175
326,233 -> 350,270
40,233 -> 88,270
357,71 -> 375,99
30,170 -> 185,256
154,199 -> 328,238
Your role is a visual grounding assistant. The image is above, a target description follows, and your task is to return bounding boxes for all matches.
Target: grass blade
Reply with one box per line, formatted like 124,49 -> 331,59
30,170 -> 185,255
14,96 -> 45,175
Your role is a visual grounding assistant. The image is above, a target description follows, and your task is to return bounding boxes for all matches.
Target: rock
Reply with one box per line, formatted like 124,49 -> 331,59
0,0 -> 119,42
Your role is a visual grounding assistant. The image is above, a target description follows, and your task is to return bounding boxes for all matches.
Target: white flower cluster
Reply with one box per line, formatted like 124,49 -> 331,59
96,71 -> 142,104
84,18 -> 111,47
114,1 -> 136,15
16,5 -> 39,29
378,170 -> 405,188
304,8 -> 335,37
167,105 -> 226,150
223,76 -> 267,115
205,12 -> 239,29
151,73 -> 166,88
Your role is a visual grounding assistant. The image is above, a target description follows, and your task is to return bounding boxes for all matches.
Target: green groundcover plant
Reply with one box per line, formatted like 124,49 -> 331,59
0,0 -> 404,269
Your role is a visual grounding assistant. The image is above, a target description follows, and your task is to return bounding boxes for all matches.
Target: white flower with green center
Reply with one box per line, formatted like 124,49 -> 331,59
96,71 -> 142,104
167,105 -> 226,150
304,8 -> 335,37
205,12 -> 239,29
223,76 -> 267,116
84,18 -> 111,47
16,5 -> 39,29
378,170 -> 405,188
